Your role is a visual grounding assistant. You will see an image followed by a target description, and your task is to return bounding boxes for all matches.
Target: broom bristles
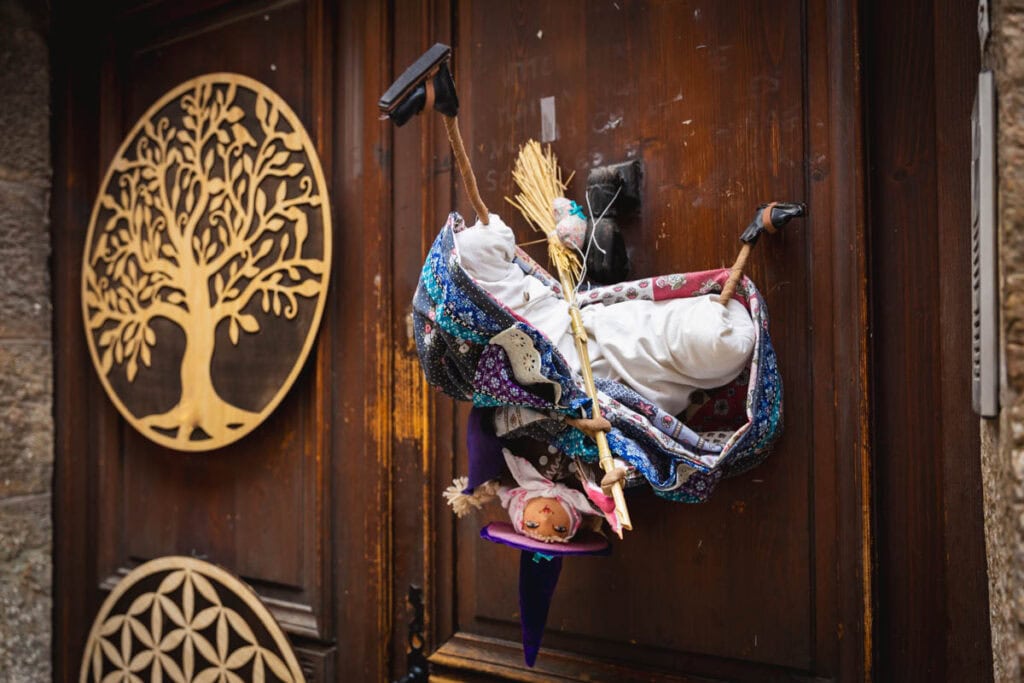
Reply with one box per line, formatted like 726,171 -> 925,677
505,140 -> 583,283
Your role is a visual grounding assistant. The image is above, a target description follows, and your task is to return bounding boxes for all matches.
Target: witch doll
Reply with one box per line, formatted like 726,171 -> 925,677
379,43 -> 805,666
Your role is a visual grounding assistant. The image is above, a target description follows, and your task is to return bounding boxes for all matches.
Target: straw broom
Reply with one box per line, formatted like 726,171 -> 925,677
506,140 -> 633,533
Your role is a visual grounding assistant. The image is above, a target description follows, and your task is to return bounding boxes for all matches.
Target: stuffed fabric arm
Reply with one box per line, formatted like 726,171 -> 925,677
443,477 -> 504,517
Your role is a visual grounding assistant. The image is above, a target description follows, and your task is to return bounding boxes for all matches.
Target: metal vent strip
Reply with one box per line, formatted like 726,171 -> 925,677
972,70 -> 998,417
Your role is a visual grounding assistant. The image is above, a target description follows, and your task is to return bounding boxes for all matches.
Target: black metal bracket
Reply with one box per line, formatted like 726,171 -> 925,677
587,159 -> 642,216
583,159 -> 642,284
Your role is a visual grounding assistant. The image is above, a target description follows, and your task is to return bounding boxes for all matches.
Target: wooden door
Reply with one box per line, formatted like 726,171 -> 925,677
51,1 -> 989,681
53,0 -> 867,681
388,1 -> 870,681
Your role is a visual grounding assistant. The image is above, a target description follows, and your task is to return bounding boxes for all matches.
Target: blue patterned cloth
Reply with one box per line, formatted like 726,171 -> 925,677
413,213 -> 782,502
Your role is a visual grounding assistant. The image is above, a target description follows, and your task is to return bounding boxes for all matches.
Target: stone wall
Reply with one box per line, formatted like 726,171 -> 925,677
984,0 -> 1024,681
0,0 -> 52,680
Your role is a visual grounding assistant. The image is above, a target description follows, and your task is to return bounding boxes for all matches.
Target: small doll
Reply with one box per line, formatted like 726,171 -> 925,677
444,446 -> 624,542
444,437 -> 622,669
552,197 -> 587,251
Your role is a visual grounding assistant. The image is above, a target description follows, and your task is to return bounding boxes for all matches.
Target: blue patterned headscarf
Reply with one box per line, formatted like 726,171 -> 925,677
413,213 -> 782,502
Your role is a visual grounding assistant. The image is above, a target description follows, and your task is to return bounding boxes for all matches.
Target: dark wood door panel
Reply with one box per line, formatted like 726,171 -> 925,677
443,0 -> 813,675
102,0 -> 330,637
119,399 -> 313,591
93,0 -> 328,616
396,1 -> 867,680
53,1 -> 336,672
121,1 -> 311,112
865,0 -> 993,679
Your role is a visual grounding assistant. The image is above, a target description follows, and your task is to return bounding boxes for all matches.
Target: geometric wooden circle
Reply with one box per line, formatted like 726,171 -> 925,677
81,73 -> 331,451
78,556 -> 306,683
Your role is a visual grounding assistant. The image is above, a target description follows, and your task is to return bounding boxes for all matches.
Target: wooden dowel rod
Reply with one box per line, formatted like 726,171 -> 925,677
718,243 -> 751,306
443,115 -> 489,225
558,273 -> 632,533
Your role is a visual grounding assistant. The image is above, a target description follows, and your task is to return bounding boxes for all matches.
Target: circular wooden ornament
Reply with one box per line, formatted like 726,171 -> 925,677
79,556 -> 305,683
81,74 -> 331,451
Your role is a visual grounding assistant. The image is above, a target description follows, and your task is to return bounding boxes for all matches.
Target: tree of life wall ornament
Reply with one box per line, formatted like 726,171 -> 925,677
81,73 -> 331,451
78,556 -> 305,683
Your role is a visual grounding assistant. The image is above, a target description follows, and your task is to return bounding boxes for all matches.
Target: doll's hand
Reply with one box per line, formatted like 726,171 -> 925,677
565,415 -> 612,440
599,458 -> 629,491
443,477 -> 501,517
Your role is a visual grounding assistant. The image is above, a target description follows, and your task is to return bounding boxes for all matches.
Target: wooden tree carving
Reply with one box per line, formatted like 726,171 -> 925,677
82,74 -> 331,451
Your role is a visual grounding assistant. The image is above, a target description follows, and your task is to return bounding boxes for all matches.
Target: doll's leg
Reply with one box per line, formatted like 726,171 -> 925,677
564,415 -> 612,439
720,201 -> 806,306
585,296 -> 754,416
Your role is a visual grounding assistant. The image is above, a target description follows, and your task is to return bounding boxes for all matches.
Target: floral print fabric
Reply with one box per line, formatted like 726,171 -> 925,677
412,213 -> 782,502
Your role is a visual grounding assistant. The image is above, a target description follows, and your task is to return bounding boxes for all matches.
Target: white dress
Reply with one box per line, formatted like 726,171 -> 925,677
454,215 -> 756,416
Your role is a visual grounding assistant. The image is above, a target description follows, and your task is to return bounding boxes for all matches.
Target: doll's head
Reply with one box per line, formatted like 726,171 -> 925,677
447,413 -> 622,543
499,448 -> 592,543
552,197 -> 587,251
523,497 -> 573,540
503,488 -> 583,542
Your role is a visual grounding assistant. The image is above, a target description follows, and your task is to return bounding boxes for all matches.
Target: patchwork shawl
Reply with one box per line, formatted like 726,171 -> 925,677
413,213 -> 782,503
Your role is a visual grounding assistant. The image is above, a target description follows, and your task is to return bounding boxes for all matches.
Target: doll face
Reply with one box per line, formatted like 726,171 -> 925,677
521,497 -> 572,541
555,217 -> 586,251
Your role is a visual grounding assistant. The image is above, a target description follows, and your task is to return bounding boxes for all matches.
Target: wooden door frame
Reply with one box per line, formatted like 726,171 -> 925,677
863,0 -> 994,679
803,0 -> 873,678
51,2 -> 105,678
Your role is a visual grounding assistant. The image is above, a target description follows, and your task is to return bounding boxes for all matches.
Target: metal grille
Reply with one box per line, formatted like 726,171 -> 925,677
972,70 -> 998,417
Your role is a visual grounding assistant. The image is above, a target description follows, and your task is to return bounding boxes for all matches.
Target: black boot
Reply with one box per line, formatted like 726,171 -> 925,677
378,43 -> 459,126
739,202 -> 806,245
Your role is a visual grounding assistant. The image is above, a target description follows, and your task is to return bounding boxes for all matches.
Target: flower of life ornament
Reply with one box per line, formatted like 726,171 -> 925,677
78,556 -> 306,683
81,74 -> 331,451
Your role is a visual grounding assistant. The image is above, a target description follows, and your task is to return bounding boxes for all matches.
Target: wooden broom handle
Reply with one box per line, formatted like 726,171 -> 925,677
718,244 -> 751,305
563,288 -> 633,533
443,115 -> 490,225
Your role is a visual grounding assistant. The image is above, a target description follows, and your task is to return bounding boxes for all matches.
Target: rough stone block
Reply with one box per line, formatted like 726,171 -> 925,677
0,179 -> 51,340
0,494 -> 51,682
0,343 -> 52,497
0,179 -> 48,252
997,8 -> 1024,85
998,98 -> 1024,171
1000,32 -> 1024,679
0,9 -> 49,181
0,247 -> 50,340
